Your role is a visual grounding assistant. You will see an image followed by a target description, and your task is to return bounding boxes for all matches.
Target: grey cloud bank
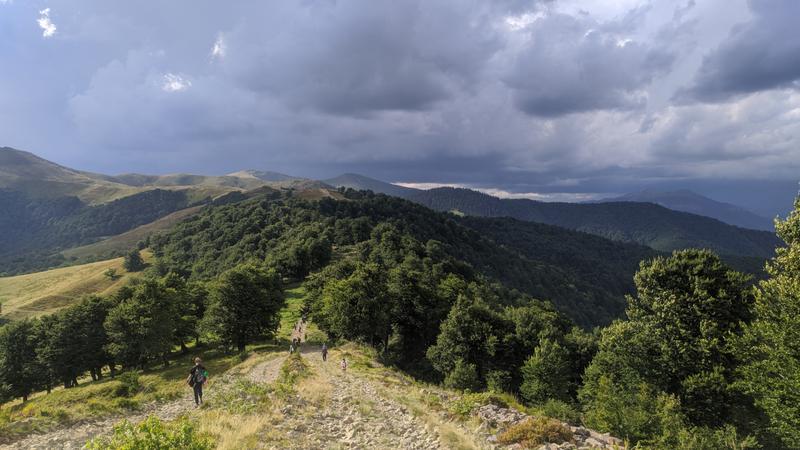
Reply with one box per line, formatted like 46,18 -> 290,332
0,0 -> 798,217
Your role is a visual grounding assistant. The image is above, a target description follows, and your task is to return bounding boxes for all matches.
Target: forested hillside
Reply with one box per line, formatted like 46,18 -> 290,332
411,187 -> 780,258
149,190 -> 653,328
0,189 -> 193,275
459,217 -> 659,296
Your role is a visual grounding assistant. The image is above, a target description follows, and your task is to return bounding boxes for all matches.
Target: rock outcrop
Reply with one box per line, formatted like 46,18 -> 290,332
475,403 -> 624,449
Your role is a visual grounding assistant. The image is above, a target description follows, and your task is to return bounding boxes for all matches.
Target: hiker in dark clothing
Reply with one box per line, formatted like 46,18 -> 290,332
322,343 -> 328,361
187,357 -> 208,406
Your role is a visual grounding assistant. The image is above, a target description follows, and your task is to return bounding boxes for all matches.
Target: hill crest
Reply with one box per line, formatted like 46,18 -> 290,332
600,188 -> 774,231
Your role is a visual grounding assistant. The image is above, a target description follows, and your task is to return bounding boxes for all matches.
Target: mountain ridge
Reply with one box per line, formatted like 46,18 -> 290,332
598,188 -> 774,231
409,186 -> 780,258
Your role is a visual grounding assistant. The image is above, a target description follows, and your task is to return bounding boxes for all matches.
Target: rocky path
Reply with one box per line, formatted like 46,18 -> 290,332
260,343 -> 452,450
3,345 -> 470,450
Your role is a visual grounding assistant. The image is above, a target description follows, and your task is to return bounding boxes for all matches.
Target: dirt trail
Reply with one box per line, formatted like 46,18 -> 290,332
3,320 -> 480,449
259,343 -> 453,449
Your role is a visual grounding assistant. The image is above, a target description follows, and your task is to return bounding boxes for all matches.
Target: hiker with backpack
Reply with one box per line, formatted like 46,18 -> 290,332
321,343 -> 328,361
187,357 -> 208,407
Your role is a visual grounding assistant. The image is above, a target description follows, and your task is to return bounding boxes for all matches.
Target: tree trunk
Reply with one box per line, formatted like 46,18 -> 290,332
22,394 -> 27,403
180,341 -> 188,354
72,377 -> 79,387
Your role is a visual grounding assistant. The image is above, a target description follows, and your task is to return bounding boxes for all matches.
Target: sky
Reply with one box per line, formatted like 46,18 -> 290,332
1,0 -> 799,217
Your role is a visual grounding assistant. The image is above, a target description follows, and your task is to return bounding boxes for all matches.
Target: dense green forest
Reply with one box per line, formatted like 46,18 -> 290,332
2,189 -> 798,449
0,189 -> 194,275
149,190 -> 653,327
411,187 -> 780,258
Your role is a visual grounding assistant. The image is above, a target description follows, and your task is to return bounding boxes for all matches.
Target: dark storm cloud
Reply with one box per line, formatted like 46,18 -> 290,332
0,0 -> 798,218
221,1 -> 503,115
677,0 -> 800,102
504,12 -> 675,117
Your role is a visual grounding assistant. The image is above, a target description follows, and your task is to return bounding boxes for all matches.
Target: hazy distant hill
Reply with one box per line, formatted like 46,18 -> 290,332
0,147 -> 145,204
227,169 -> 296,182
0,147 -> 322,274
600,189 -> 774,231
410,187 -> 780,259
324,173 -> 419,198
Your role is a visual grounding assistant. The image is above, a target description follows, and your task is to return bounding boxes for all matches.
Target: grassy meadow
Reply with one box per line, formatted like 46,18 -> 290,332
0,251 -> 152,321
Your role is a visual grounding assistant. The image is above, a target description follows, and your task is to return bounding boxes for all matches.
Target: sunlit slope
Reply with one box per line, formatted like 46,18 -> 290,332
0,252 -> 151,320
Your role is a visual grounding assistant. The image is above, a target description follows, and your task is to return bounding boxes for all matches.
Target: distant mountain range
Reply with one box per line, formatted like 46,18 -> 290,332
323,174 -> 781,259
0,146 -> 783,275
597,189 -> 774,231
323,173 -> 418,198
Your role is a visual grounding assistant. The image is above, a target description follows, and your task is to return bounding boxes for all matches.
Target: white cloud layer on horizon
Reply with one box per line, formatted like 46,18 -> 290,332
395,182 -> 609,202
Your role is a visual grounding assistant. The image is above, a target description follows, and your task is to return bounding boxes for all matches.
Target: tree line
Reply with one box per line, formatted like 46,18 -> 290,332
0,263 -> 284,402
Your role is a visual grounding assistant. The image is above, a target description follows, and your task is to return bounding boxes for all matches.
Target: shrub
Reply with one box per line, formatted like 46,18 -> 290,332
582,375 -> 684,444
448,392 -> 513,419
85,416 -> 212,450
486,370 -> 513,393
444,360 -> 481,392
520,338 -> 572,405
113,371 -> 141,398
672,425 -> 759,450
103,268 -> 118,280
123,249 -> 146,272
538,399 -> 581,425
497,416 -> 573,448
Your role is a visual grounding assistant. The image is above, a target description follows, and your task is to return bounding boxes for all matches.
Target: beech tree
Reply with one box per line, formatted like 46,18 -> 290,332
736,196 -> 800,448
0,320 -> 43,402
105,279 -> 177,369
202,262 -> 284,352
580,249 -> 755,442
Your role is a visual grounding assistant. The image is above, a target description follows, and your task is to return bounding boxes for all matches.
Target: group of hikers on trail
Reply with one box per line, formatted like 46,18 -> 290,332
188,318 -> 350,406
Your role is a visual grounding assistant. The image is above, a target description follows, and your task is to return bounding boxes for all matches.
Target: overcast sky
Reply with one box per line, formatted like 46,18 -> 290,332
1,0 -> 798,216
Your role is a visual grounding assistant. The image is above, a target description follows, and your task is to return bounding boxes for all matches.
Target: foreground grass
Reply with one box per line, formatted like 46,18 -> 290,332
0,251 -> 153,321
0,346 -> 240,442
197,352 -> 311,449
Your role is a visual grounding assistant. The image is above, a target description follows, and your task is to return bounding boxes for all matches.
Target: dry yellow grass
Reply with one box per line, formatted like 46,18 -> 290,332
197,409 -> 277,450
298,373 -> 333,408
0,251 -> 152,320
